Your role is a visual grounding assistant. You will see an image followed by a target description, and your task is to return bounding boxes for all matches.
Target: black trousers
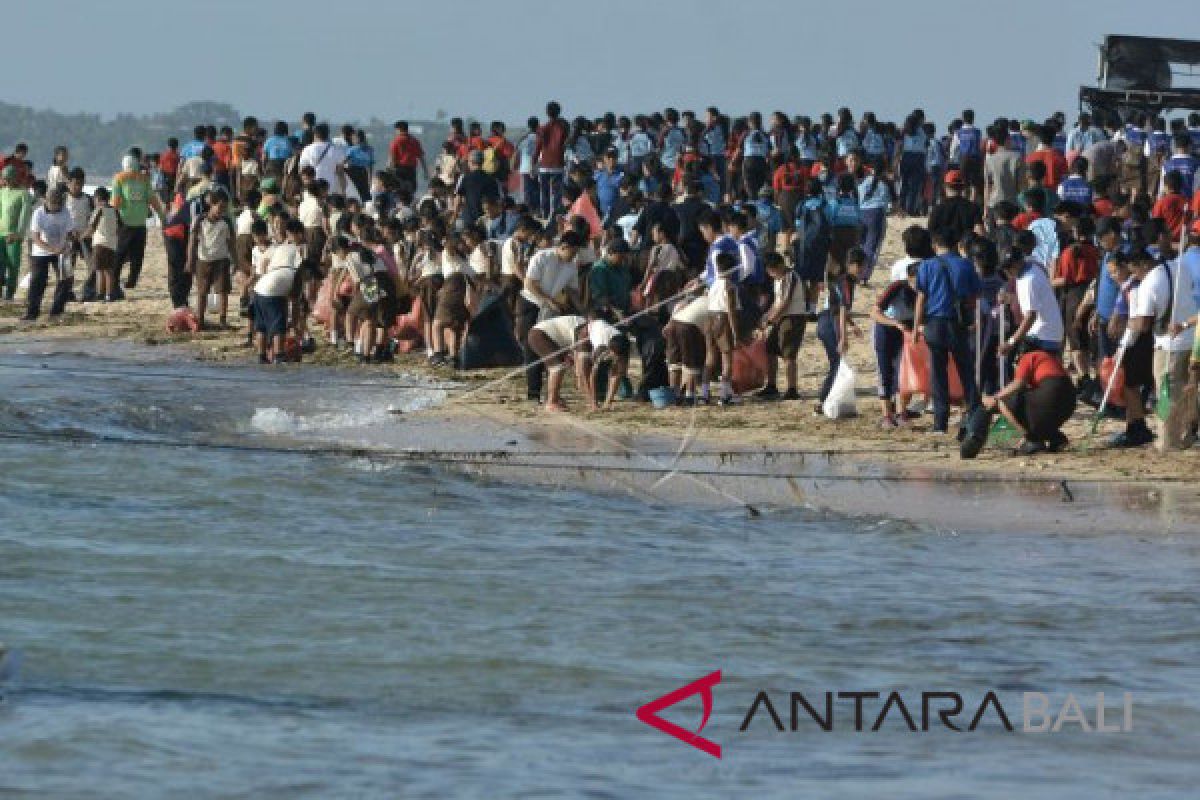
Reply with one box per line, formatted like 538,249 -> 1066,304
116,225 -> 148,288
165,235 -> 191,309
25,255 -> 73,319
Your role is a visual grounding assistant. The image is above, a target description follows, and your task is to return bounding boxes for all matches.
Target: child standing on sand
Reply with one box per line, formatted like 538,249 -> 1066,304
86,188 -> 120,302
186,190 -> 235,328
757,252 -> 806,401
251,219 -> 305,364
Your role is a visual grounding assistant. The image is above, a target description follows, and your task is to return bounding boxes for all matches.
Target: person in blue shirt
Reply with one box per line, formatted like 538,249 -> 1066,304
1057,157 -> 1093,207
857,155 -> 893,286
179,125 -> 207,161
753,187 -> 783,252
262,121 -> 294,178
593,148 -> 624,223
1161,133 -> 1198,198
701,107 -> 728,197
913,227 -> 981,435
741,111 -> 772,199
345,129 -> 375,202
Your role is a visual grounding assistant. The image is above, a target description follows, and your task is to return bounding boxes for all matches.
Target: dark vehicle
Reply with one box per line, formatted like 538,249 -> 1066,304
1080,35 -> 1200,121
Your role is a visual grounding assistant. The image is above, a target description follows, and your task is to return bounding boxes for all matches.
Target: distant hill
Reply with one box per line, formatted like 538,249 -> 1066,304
0,101 -> 452,182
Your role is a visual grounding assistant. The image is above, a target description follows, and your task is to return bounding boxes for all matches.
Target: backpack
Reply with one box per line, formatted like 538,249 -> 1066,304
793,200 -> 831,281
483,141 -> 510,182
826,194 -> 862,228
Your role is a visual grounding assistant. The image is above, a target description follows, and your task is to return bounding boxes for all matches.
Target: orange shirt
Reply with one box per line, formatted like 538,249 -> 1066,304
211,139 -> 232,173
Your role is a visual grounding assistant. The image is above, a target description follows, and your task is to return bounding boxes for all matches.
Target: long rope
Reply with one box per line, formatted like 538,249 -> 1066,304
0,428 -> 1181,486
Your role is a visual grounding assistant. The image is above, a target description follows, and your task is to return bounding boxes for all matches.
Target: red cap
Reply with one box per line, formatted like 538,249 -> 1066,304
944,169 -> 964,187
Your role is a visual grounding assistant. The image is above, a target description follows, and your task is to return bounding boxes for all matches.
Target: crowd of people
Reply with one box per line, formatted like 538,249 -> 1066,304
2,102 -> 1200,453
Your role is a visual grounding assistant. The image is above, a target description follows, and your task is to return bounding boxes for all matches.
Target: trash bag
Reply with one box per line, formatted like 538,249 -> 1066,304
822,361 -> 858,419
458,292 -> 523,369
899,333 -> 964,403
1097,355 -> 1126,409
165,306 -> 200,333
959,405 -> 995,459
389,302 -> 424,354
731,338 -> 768,395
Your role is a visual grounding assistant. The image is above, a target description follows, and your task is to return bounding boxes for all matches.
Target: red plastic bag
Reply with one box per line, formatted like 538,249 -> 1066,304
732,338 -> 769,395
899,333 -> 963,403
389,302 -> 425,353
312,276 -> 333,327
1098,355 -> 1126,408
165,307 -> 200,333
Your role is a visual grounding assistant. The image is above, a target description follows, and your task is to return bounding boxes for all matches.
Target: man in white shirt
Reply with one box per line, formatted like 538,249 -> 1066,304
298,123 -> 347,198
518,231 -> 583,401
1136,250 -> 1197,400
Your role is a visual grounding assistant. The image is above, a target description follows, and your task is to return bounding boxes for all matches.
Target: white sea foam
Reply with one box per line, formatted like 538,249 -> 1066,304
249,389 -> 446,436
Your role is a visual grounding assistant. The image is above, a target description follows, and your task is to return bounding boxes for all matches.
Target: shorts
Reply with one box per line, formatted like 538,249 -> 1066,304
235,234 -> 255,275
415,274 -> 443,318
1123,331 -> 1154,390
664,319 -> 706,371
1152,349 -> 1191,395
528,328 -> 568,368
707,313 -> 735,356
92,245 -> 118,276
196,258 -> 232,294
251,293 -> 289,337
1061,284 -> 1089,350
305,228 -> 328,272
766,315 -> 806,359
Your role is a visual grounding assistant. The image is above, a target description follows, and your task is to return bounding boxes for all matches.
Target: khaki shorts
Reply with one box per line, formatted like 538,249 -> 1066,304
767,314 -> 807,359
93,245 -> 118,276
195,258 -> 232,294
1153,349 -> 1191,394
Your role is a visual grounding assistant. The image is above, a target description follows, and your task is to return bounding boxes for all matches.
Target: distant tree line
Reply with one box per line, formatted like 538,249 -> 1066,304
0,100 -> 452,181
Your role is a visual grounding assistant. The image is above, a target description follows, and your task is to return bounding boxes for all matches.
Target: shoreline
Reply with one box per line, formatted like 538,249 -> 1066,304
2,233 -> 1198,534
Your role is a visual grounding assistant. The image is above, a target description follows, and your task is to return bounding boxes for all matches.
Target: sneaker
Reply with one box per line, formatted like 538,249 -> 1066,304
753,385 -> 781,401
717,395 -> 739,407
782,388 -> 800,401
880,416 -> 899,430
1109,424 -> 1156,448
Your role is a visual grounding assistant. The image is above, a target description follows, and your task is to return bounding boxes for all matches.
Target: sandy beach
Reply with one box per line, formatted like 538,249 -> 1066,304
2,219 -> 1197,532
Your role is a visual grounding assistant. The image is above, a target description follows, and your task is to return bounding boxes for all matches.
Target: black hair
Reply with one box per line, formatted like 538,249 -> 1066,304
251,218 -> 268,236
902,225 -> 935,259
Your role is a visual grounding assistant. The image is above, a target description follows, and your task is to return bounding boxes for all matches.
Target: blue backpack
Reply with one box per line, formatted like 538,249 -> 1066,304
793,199 -> 831,281
826,194 -> 862,228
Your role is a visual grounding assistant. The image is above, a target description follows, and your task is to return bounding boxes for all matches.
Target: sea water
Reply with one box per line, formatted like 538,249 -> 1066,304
1,349 -> 1198,798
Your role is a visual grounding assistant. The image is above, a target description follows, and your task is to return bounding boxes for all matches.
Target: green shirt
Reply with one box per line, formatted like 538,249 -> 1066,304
588,259 -> 632,314
113,171 -> 152,228
0,186 -> 32,237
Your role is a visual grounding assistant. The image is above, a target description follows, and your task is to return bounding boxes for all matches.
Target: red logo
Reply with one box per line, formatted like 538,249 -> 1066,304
635,670 -> 722,758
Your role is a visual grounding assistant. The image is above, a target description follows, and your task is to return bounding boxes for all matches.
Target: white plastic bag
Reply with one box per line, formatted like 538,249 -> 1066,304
822,361 -> 858,419
207,292 -> 220,313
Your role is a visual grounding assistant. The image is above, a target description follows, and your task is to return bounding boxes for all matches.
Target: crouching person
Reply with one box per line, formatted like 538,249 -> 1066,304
578,313 -> 632,412
527,314 -> 588,412
981,344 -> 1076,455
250,218 -> 305,363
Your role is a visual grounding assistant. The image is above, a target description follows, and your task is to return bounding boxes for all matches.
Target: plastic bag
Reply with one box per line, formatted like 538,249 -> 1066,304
899,333 -> 964,403
731,339 -> 768,394
207,292 -> 220,313
822,361 -> 858,419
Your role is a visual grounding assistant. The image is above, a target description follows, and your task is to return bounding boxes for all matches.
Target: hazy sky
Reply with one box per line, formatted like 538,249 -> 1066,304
6,0 -> 1194,127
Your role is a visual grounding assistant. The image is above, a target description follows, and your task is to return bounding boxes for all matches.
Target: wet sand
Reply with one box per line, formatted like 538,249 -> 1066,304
1,222 -> 1197,533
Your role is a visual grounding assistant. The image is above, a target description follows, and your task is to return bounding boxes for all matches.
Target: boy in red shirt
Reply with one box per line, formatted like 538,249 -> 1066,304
1026,124 -> 1068,188
1151,171 -> 1189,238
1053,215 -> 1100,380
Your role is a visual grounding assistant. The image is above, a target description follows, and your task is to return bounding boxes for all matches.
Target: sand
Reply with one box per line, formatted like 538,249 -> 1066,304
2,218 -> 1198,532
